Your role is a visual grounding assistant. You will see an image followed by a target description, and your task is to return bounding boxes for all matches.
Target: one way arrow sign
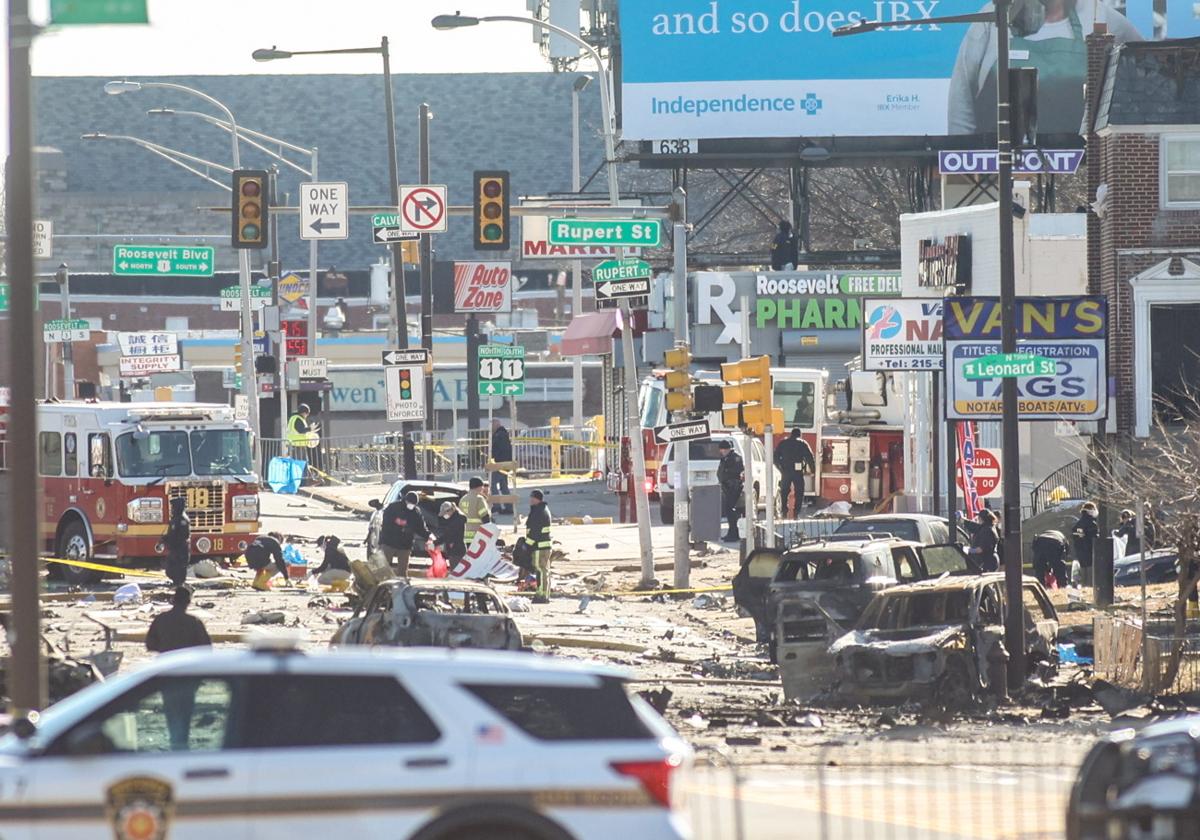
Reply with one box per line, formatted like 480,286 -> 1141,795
382,348 -> 429,366
654,419 -> 711,444
300,181 -> 349,241
596,277 -> 652,300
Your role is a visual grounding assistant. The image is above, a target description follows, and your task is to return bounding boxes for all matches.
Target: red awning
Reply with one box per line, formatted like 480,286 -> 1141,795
560,310 -> 622,357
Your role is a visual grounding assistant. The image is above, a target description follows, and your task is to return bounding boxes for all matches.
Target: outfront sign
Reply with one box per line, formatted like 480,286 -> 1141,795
938,149 -> 1085,176
453,262 -> 512,313
113,245 -> 214,277
861,298 -> 944,371
944,296 -> 1108,421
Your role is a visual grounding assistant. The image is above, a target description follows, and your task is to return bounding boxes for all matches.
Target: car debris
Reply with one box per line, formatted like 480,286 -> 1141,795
828,574 -> 1059,707
331,577 -> 523,650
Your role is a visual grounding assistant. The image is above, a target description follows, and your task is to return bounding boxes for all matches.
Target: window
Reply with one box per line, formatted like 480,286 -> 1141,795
116,430 -> 191,478
1022,584 -> 1056,620
39,432 -> 62,476
923,545 -> 970,576
63,432 -> 78,477
893,548 -> 919,582
1162,136 -> 1200,207
775,380 -> 817,430
835,519 -> 920,542
243,675 -> 439,748
978,585 -> 1004,625
464,679 -> 654,741
639,385 -> 664,429
189,429 -> 252,476
164,316 -> 189,333
88,433 -> 113,479
56,677 -> 237,755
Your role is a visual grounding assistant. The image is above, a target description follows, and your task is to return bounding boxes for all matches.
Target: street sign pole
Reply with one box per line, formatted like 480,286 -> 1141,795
419,102 -> 435,443
671,190 -> 691,589
57,263 -> 74,399
308,146 -> 319,362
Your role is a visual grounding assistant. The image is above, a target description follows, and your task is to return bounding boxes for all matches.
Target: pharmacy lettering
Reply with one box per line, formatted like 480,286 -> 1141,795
754,271 -> 902,329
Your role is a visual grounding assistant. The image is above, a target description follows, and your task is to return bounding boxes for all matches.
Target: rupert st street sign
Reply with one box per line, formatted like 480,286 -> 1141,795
548,218 -> 661,248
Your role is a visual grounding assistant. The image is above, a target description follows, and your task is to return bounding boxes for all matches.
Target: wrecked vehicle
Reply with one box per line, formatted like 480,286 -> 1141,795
1113,548 -> 1179,586
833,513 -> 969,545
1066,714 -> 1200,840
331,578 -> 524,650
830,574 -> 1059,705
365,480 -> 467,559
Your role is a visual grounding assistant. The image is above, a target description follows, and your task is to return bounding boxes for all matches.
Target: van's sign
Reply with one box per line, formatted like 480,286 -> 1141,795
861,298 -> 943,371
944,296 -> 1107,421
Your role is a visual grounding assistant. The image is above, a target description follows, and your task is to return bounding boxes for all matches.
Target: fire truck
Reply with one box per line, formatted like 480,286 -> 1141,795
638,367 -> 905,509
33,401 -> 261,584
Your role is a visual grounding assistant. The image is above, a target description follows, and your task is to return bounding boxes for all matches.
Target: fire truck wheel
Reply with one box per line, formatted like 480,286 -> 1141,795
56,520 -> 101,586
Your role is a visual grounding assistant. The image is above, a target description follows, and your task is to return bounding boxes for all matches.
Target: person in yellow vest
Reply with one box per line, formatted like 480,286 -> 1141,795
526,489 -> 553,604
286,404 -> 319,450
462,477 -> 491,550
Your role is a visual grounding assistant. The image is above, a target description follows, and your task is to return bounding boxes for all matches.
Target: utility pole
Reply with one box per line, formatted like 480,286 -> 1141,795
55,263 -> 74,399
6,0 -> 47,714
307,148 -> 320,359
466,313 -> 481,459
419,103 -> 435,437
269,168 -> 288,436
671,188 -> 690,589
381,37 -> 409,351
740,297 -> 756,552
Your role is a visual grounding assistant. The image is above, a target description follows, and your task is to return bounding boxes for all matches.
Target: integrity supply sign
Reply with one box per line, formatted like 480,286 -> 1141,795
862,298 -> 944,371
944,296 -> 1107,421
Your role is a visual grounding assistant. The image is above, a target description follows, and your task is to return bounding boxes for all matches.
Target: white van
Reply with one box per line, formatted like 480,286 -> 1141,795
657,431 -> 766,525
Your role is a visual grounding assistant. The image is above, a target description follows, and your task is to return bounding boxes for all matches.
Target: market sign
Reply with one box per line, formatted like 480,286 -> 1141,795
861,298 -> 944,371
118,331 -> 178,357
453,261 -> 512,313
754,272 -> 902,330
944,296 -> 1107,421
917,234 -> 971,289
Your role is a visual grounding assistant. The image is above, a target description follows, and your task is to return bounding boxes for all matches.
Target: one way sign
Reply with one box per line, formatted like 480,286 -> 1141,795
300,181 -> 349,241
654,419 -> 711,444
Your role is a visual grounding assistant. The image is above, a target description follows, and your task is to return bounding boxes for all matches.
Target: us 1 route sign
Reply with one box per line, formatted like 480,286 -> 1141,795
478,345 -> 526,397
382,348 -> 429,422
371,212 -> 419,245
43,318 -> 90,342
399,185 -> 448,234
300,182 -> 349,240
548,218 -> 661,247
113,245 -> 215,277
654,419 -> 711,444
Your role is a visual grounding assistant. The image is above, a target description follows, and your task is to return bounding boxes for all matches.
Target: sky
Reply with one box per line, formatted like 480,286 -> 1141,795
2,0 -> 555,158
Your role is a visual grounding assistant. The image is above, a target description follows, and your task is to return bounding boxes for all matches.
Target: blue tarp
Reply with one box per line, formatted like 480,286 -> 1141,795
268,457 -> 307,494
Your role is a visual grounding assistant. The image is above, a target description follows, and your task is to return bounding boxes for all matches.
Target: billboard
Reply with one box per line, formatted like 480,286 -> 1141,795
862,298 -> 944,371
617,0 -> 1149,140
943,296 -> 1107,421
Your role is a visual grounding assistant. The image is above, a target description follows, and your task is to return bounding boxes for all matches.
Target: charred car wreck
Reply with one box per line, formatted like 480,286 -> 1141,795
331,578 -> 524,651
829,575 -> 1059,704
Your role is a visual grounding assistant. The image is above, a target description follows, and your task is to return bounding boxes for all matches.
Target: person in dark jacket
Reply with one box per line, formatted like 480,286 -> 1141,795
1071,501 -> 1100,587
313,534 -> 352,585
146,585 -> 210,750
490,420 -> 514,514
717,440 -> 745,542
774,428 -> 815,519
163,496 -> 191,587
245,532 -> 286,591
1115,509 -> 1140,556
1032,529 -> 1070,588
967,509 -> 1000,572
378,491 -> 431,576
770,220 -> 798,270
526,489 -> 553,603
433,501 -> 468,570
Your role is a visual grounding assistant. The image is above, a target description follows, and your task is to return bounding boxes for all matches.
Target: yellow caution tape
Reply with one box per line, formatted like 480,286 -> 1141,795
43,556 -> 166,579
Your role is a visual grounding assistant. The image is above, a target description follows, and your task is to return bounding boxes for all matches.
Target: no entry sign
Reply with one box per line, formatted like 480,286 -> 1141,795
957,446 -> 1001,500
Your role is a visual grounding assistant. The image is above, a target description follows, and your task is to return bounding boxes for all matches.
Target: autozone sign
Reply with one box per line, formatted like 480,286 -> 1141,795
454,261 -> 512,313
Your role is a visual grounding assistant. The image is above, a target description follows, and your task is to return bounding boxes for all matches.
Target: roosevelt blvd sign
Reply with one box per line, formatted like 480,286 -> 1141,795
44,318 -> 90,342
654,419 -> 711,444
113,245 -> 215,277
547,218 -> 661,247
962,353 -> 1056,380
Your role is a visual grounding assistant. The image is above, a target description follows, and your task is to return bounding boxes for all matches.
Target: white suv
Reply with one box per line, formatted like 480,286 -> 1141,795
0,647 -> 691,840
658,431 -> 766,525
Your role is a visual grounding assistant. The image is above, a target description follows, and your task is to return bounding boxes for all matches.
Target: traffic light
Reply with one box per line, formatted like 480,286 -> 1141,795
232,169 -> 269,249
473,170 -> 510,251
233,344 -> 243,376
720,355 -> 782,435
398,368 -> 414,400
663,345 -> 692,413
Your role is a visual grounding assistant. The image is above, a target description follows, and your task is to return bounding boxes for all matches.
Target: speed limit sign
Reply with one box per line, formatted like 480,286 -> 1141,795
478,345 -> 525,397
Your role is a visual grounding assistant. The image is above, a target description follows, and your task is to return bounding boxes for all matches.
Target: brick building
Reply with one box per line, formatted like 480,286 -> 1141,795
1086,31 -> 1200,437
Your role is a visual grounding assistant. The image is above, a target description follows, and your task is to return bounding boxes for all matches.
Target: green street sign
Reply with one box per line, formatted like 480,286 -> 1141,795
113,245 -> 215,277
51,0 -> 148,24
0,282 -> 8,314
372,212 -> 401,227
548,218 -> 661,247
592,258 -> 652,284
963,353 -> 1057,380
43,318 -> 91,342
220,285 -> 272,311
478,345 -> 526,397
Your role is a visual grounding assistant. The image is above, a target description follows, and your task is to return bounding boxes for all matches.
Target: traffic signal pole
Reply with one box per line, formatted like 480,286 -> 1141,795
671,189 -> 690,589
419,103 -> 435,443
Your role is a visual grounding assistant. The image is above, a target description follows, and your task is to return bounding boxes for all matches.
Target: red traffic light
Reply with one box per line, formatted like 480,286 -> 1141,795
482,179 -> 502,199
241,180 -> 261,198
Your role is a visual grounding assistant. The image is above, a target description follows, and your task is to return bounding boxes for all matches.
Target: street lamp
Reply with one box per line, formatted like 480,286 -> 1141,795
570,75 -> 592,436
433,12 -> 657,586
82,132 -> 234,191
104,79 -> 261,464
251,38 -> 408,349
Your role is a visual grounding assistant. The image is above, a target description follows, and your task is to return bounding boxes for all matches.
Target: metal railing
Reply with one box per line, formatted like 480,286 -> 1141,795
1030,459 -> 1085,515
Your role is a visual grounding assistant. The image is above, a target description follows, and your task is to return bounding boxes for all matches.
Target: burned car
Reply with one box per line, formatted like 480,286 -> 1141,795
1066,714 -> 1200,840
331,578 -> 524,650
830,574 -> 1059,704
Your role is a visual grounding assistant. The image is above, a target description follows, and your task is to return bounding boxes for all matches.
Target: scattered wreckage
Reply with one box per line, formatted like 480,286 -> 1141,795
829,574 -> 1059,705
331,577 -> 524,651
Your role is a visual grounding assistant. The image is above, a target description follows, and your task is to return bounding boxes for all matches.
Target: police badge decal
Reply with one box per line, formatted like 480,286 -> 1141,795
106,776 -> 174,840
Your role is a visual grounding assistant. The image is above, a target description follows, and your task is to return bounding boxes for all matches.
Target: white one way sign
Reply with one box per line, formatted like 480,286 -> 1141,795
300,181 -> 349,240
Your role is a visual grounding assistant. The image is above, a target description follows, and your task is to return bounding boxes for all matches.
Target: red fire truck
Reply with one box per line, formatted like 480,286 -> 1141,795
34,401 -> 261,583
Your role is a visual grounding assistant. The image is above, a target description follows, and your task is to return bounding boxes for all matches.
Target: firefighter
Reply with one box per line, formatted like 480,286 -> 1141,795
163,496 -> 191,587
774,428 -> 815,519
313,535 -> 352,586
462,477 -> 491,549
526,489 -> 553,604
245,531 -> 285,591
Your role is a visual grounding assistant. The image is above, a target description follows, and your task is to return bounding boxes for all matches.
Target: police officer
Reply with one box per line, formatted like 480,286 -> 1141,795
163,496 -> 191,587
774,428 -> 815,519
1071,501 -> 1100,587
377,491 -> 430,576
717,440 -> 745,542
526,489 -> 553,604
461,477 -> 491,549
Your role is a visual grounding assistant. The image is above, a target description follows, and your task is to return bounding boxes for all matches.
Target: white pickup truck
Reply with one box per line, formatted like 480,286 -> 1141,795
657,431 -> 766,525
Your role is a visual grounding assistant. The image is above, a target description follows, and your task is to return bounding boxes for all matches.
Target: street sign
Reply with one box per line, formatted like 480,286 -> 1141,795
962,353 -> 1056,380
957,446 -> 1002,500
385,364 -> 426,422
454,262 -> 512,313
296,357 -> 328,379
220,285 -> 271,311
371,212 -> 420,245
399,185 -> 448,234
50,0 -> 148,24
277,273 -> 309,304
382,348 -> 430,366
300,181 -> 349,240
118,331 -> 177,357
0,282 -> 8,314
593,257 -> 651,283
43,318 -> 90,342
653,419 -> 711,444
478,344 -> 526,397
112,245 -> 215,277
119,354 -> 181,376
548,218 -> 661,247
595,276 -> 652,301
33,220 -> 52,259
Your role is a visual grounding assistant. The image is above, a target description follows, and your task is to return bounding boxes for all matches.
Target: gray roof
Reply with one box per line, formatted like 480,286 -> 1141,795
1094,38 -> 1200,130
32,73 -> 609,270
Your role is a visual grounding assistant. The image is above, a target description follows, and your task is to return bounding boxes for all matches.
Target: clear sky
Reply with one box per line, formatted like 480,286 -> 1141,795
2,0 -> 556,159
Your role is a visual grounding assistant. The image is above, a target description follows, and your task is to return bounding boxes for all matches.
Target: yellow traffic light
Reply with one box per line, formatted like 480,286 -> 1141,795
232,170 -> 269,249
719,355 -> 769,384
473,170 -> 510,251
233,345 -> 244,375
664,344 -> 692,414
664,347 -> 691,369
720,354 -> 776,434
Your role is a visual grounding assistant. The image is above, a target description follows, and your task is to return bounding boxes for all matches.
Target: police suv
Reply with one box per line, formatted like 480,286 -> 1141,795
0,647 -> 691,839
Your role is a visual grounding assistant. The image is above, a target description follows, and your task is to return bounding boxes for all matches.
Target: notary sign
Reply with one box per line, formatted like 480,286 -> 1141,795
862,298 -> 944,371
944,296 -> 1107,422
